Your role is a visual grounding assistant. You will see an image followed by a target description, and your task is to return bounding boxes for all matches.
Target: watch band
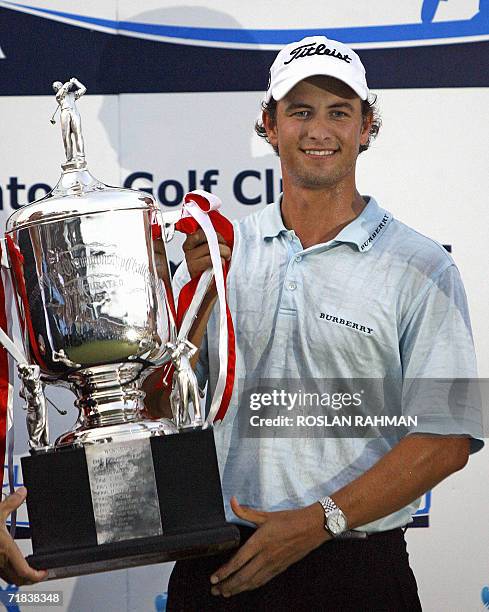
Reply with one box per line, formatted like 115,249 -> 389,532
318,496 -> 339,517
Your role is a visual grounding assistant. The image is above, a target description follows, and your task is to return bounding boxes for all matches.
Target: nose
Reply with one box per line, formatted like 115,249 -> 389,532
302,115 -> 333,142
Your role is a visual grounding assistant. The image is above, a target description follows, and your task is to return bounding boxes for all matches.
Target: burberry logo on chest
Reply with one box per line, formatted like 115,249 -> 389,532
319,312 -> 374,335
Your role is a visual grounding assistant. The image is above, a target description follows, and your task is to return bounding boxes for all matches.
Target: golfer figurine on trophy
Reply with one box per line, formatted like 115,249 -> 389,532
51,77 -> 87,169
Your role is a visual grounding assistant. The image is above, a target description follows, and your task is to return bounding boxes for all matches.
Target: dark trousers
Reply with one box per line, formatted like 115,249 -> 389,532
167,526 -> 422,611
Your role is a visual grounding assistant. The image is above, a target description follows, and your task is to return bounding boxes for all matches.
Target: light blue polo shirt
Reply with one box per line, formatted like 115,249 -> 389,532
173,196 -> 483,532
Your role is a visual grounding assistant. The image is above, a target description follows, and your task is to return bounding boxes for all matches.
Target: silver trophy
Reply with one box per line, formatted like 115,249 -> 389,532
1,80 -> 238,578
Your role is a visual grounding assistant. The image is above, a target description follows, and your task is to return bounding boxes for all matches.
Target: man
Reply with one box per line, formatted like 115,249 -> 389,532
163,36 -> 483,610
0,34 -> 481,606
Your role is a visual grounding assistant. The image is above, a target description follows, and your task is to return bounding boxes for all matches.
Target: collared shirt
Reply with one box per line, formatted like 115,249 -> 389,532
173,196 -> 483,532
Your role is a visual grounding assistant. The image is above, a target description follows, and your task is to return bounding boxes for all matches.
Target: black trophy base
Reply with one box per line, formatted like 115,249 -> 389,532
21,428 -> 240,580
28,526 -> 239,580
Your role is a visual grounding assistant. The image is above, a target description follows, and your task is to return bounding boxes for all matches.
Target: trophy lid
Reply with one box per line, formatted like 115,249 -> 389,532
6,78 -> 157,234
6,175 -> 156,234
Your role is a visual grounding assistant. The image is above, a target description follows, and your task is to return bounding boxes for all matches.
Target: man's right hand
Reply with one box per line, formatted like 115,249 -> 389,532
182,230 -> 231,280
0,488 -> 47,585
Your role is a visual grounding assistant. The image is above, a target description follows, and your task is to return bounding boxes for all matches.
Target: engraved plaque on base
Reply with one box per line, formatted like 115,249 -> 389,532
85,438 -> 163,544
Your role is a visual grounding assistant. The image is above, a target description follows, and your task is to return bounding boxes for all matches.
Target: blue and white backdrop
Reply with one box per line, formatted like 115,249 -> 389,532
0,1 -> 488,610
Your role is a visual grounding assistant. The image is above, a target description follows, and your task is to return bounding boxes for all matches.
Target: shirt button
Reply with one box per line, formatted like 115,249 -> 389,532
295,255 -> 302,263
288,281 -> 297,291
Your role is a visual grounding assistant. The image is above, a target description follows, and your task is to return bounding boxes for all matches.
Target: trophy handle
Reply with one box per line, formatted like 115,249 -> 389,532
18,363 -> 50,450
0,324 -> 53,451
0,275 -> 64,449
163,269 -> 214,428
150,208 -> 214,428
158,191 -> 236,428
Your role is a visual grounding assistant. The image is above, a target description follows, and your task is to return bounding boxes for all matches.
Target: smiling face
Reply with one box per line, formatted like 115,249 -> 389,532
263,76 -> 372,191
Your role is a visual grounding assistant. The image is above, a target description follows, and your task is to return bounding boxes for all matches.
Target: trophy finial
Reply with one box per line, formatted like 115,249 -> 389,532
52,77 -> 87,171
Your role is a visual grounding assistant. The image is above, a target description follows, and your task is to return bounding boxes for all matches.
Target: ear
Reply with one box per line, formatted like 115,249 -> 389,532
360,110 -> 373,148
262,109 -> 278,149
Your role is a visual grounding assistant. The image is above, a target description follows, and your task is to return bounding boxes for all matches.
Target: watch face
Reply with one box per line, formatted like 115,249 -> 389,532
327,510 -> 347,535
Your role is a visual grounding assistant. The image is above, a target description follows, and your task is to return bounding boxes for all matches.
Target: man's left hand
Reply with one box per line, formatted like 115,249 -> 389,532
210,496 -> 330,598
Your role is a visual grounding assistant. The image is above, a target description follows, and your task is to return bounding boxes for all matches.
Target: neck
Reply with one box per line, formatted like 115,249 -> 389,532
281,179 -> 366,249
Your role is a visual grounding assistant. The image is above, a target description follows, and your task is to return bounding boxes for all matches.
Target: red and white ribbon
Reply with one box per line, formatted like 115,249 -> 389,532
174,190 -> 236,426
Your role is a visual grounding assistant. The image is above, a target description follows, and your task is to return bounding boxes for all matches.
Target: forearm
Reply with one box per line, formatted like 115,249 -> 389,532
188,290 -> 217,369
141,370 -> 172,418
330,434 -> 470,530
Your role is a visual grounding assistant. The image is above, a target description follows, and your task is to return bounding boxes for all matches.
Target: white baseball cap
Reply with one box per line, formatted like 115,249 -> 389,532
265,36 -> 369,102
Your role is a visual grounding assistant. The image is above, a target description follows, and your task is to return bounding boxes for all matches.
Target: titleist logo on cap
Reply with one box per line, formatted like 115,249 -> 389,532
284,42 -> 352,66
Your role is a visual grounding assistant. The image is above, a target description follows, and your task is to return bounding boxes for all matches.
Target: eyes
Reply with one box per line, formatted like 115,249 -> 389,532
331,110 -> 349,119
290,109 -> 350,120
291,110 -> 311,118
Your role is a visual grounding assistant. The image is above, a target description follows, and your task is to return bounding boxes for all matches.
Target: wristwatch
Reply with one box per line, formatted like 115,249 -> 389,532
318,496 -> 349,537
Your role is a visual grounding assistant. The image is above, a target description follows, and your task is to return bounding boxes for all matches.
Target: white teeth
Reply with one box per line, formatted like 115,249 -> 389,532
304,150 -> 335,156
